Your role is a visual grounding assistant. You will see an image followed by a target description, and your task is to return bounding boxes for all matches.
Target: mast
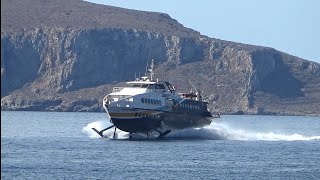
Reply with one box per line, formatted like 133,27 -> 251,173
149,59 -> 155,81
189,80 -> 202,101
141,59 -> 155,81
145,61 -> 149,77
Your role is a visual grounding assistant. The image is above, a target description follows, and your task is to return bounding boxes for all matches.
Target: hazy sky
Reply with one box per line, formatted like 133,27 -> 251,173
88,0 -> 319,63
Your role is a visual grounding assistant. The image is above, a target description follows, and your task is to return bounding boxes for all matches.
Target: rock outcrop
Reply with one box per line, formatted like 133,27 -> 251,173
1,0 -> 320,115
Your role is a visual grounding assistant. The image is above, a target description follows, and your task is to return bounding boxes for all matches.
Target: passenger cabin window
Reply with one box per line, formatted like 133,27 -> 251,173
147,84 -> 155,89
141,85 -> 149,88
141,98 -> 162,106
155,84 -> 166,89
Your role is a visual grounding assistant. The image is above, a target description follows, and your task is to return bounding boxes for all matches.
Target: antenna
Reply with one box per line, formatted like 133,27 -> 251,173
145,49 -> 151,76
147,49 -> 151,61
189,80 -> 202,101
145,61 -> 149,76
149,59 -> 155,81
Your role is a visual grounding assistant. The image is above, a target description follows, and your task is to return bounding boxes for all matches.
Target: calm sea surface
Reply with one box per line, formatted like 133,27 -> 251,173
1,111 -> 320,179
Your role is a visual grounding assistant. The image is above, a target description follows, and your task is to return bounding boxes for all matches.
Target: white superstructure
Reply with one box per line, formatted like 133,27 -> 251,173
93,60 -> 214,139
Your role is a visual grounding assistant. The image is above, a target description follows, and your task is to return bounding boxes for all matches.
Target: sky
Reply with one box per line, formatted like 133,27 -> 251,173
88,0 -> 320,63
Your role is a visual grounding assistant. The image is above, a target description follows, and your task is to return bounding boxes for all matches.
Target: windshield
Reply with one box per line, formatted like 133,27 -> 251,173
127,84 -> 150,88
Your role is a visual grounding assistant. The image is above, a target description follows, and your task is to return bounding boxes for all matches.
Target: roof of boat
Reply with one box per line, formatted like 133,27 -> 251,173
126,81 -> 157,84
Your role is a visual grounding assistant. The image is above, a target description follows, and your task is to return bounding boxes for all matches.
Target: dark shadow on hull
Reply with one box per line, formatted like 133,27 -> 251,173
111,117 -> 162,133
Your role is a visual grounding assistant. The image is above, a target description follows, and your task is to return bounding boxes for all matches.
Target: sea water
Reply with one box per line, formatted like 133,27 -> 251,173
1,111 -> 320,179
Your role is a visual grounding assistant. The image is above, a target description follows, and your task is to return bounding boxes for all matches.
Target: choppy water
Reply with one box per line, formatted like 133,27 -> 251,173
2,111 -> 320,179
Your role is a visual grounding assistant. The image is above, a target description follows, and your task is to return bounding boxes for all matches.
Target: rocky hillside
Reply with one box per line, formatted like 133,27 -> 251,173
1,0 -> 320,115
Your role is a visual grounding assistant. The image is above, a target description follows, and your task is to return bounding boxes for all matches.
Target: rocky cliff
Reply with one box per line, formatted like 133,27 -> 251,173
1,0 -> 320,115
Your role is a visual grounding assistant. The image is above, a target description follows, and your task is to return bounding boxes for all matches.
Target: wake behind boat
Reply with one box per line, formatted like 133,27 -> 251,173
93,60 -> 217,139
